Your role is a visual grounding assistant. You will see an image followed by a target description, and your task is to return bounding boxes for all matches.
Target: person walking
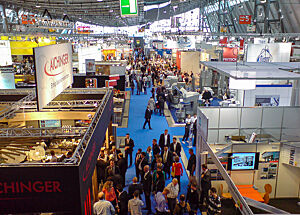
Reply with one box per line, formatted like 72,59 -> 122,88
128,190 -> 144,215
142,165 -> 152,214
152,139 -> 160,157
186,177 -> 199,214
93,192 -> 115,215
147,97 -> 155,114
171,156 -> 183,192
200,164 -> 211,207
143,106 -> 152,129
145,146 -> 153,166
158,96 -> 165,116
125,133 -> 135,167
182,115 -> 192,142
187,149 -> 196,176
166,178 -> 179,214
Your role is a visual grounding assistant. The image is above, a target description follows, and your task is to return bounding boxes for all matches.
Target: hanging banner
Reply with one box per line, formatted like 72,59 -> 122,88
239,15 -> 252,24
34,43 -> 73,110
120,0 -> 138,17
246,43 -> 292,62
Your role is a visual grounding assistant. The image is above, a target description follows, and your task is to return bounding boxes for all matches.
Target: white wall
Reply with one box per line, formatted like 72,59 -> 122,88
0,40 -> 12,66
181,51 -> 200,74
78,46 -> 102,74
244,85 -> 293,107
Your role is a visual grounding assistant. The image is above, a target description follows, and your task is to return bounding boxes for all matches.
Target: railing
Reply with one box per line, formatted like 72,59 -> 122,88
0,127 -> 88,138
0,92 -> 36,121
70,89 -> 113,164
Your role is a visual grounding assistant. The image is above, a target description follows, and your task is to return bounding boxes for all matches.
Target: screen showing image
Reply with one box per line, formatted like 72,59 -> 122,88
229,152 -> 259,170
40,120 -> 61,128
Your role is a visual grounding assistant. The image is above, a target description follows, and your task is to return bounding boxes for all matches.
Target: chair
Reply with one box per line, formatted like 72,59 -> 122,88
220,183 -> 232,199
262,184 -> 272,204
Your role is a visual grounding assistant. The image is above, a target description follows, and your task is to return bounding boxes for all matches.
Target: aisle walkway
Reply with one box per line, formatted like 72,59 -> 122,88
117,86 -> 196,214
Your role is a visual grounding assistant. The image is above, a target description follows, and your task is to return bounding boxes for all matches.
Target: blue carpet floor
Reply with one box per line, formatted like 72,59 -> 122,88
118,86 -> 201,214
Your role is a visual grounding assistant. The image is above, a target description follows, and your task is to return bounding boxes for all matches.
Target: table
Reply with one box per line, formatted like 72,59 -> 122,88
237,185 -> 264,202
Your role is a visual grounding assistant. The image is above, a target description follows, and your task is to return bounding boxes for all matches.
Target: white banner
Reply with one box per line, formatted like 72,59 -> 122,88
34,43 -> 73,110
246,43 -> 292,62
0,40 -> 12,66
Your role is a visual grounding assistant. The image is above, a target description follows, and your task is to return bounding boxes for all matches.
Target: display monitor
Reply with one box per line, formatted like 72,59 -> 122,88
40,120 -> 61,128
227,152 -> 259,170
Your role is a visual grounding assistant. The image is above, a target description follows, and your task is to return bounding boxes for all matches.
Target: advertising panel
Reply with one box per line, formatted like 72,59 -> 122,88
120,0 -> 138,17
0,40 -> 12,66
78,93 -> 113,214
0,166 -> 80,214
34,43 -> 73,110
85,59 -> 96,74
223,47 -> 238,62
246,43 -> 292,62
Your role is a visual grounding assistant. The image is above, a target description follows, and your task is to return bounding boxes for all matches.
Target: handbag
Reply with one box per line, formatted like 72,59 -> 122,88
171,163 -> 176,177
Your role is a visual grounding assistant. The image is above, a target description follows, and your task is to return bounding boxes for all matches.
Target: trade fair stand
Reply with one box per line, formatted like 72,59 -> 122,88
200,62 -> 300,107
0,89 -> 114,215
196,107 -> 300,214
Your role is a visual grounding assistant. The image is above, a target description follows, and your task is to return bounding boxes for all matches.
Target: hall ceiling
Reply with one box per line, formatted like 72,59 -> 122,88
0,0 -> 201,27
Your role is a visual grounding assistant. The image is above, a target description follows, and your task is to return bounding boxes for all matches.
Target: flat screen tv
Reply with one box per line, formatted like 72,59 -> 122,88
227,152 -> 259,170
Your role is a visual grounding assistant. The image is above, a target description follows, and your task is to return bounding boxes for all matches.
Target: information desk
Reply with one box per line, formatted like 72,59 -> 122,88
237,185 -> 264,202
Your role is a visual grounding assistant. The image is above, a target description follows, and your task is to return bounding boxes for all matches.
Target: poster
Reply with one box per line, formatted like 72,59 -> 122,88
85,59 -> 95,73
246,43 -> 292,62
34,43 -> 73,110
255,95 -> 280,106
258,151 -> 279,180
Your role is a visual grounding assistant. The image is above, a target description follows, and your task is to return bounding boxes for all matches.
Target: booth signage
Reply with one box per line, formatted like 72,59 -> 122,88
239,15 -> 251,24
34,43 -> 73,110
21,14 -> 74,29
0,166 -> 80,214
85,59 -> 96,73
120,0 -> 138,17
223,47 -> 238,62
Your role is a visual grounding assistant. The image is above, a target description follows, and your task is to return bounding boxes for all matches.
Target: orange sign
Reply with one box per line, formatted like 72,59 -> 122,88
21,15 -> 36,25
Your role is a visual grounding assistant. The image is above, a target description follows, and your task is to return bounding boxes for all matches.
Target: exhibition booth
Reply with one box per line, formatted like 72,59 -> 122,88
196,107 -> 300,214
200,62 -> 300,107
0,89 -> 114,214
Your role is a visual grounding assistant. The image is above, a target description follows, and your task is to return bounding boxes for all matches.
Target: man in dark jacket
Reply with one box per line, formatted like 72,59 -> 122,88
138,152 -> 148,179
143,106 -> 152,129
161,146 -> 173,179
170,137 -> 182,158
125,133 -> 135,167
142,165 -> 152,214
105,160 -> 120,179
158,96 -> 165,116
152,139 -> 160,156
117,153 -> 127,187
159,129 -> 170,150
135,149 -> 142,181
200,164 -> 211,206
116,184 -> 128,215
96,150 -> 108,184
128,177 -> 143,199
187,148 -> 196,176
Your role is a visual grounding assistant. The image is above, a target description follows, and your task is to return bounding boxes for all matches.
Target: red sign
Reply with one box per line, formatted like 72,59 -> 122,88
223,47 -> 238,62
219,37 -> 228,46
239,15 -> 251,24
21,15 -> 36,25
44,53 -> 69,76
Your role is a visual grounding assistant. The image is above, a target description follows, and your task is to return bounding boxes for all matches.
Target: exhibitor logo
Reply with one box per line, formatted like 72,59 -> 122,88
44,53 -> 69,76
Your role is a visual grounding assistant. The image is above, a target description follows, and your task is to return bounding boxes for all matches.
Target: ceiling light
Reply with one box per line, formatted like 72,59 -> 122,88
109,9 -> 114,12
97,0 -> 103,1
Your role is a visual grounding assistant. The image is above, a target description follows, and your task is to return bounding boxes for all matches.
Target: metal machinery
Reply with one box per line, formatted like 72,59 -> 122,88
165,76 -> 199,122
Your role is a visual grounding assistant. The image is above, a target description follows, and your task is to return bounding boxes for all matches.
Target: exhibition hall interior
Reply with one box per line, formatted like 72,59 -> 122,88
0,0 -> 300,214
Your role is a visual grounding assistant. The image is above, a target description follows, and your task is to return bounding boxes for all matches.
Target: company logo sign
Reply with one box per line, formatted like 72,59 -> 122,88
257,46 -> 273,62
0,181 -> 62,194
239,15 -> 251,24
44,53 -> 69,76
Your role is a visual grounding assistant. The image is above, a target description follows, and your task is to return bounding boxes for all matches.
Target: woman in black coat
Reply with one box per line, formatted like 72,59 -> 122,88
153,171 -> 165,194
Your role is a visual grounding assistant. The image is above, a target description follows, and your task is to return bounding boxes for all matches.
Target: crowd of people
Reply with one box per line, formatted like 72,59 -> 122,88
93,55 -> 221,215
